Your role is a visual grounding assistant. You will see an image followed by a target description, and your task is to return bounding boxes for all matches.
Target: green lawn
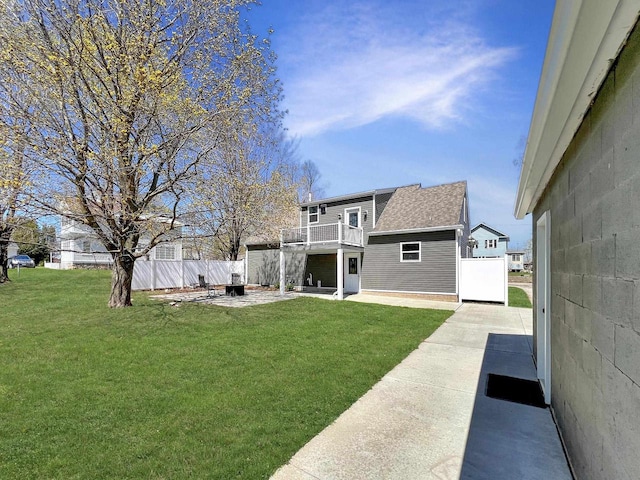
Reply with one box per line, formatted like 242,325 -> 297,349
509,286 -> 532,308
0,269 -> 451,479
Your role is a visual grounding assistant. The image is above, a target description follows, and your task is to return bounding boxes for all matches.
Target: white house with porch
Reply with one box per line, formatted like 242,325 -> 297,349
58,216 -> 184,269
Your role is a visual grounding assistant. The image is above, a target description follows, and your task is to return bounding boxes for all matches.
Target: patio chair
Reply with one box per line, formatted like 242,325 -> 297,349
198,274 -> 216,298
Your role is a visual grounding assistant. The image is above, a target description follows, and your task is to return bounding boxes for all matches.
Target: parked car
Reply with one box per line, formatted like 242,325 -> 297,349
9,255 -> 36,268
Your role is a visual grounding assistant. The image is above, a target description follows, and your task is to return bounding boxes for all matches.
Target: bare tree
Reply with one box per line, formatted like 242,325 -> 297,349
0,0 -> 281,306
299,159 -> 326,202
191,126 -> 299,260
524,238 -> 533,266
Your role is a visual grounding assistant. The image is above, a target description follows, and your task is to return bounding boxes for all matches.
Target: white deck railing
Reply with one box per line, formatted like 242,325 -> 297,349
281,222 -> 363,247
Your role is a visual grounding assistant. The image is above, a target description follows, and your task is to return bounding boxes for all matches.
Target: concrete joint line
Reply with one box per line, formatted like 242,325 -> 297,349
287,462 -> 323,480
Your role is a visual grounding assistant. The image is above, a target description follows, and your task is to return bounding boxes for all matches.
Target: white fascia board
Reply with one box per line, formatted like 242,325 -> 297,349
514,0 -> 640,219
369,224 -> 463,236
470,222 -> 509,238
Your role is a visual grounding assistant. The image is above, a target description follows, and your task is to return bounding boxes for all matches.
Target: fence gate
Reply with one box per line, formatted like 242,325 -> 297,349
459,256 -> 508,304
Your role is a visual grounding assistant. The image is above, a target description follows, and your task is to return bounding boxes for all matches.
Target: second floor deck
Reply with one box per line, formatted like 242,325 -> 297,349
281,223 -> 364,248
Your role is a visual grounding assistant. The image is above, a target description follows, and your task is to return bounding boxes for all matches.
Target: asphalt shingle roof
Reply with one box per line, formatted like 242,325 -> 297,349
373,181 -> 467,233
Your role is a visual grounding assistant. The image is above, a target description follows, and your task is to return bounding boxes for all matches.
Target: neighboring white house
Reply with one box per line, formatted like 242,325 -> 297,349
507,250 -> 524,271
58,216 -> 183,269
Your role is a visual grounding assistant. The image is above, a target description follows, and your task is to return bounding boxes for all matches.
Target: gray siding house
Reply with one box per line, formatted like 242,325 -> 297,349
246,181 -> 470,301
515,1 -> 640,479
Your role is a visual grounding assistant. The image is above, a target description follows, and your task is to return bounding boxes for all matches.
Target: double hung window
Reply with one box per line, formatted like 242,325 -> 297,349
308,206 -> 319,224
400,242 -> 421,262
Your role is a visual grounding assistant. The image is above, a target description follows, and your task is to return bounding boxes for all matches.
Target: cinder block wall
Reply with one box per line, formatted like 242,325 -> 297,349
532,24 -> 640,480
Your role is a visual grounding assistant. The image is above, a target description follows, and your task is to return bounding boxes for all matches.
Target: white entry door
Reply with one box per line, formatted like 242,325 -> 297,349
344,253 -> 360,293
536,211 -> 551,405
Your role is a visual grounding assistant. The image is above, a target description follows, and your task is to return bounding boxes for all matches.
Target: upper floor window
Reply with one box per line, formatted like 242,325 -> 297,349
155,244 -> 176,260
512,254 -> 521,262
345,207 -> 360,228
308,205 -> 319,224
400,242 -> 421,262
81,240 -> 91,253
485,239 -> 497,249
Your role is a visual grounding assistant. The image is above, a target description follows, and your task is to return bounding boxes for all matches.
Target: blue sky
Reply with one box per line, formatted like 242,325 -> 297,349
246,0 -> 555,249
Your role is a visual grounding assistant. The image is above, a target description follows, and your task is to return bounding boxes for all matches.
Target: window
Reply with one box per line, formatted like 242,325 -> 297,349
401,242 -> 421,262
348,257 -> 358,274
155,244 -> 176,260
80,240 -> 91,253
344,207 -> 360,228
512,254 -> 521,262
308,205 -> 319,224
485,239 -> 497,249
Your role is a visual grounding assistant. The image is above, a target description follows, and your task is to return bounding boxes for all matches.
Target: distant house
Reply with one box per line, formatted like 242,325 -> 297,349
514,2 -> 640,478
507,250 -> 524,272
59,216 -> 183,269
470,223 -> 509,258
246,181 -> 471,301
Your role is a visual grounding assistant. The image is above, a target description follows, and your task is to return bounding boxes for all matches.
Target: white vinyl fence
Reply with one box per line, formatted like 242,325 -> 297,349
132,259 -> 245,291
459,256 -> 508,304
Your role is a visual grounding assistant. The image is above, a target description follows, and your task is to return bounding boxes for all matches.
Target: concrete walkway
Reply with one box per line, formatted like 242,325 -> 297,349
271,303 -> 572,480
510,282 -> 533,303
346,293 -> 462,311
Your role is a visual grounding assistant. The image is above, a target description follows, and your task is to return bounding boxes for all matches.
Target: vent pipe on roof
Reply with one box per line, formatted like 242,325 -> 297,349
308,192 -> 312,202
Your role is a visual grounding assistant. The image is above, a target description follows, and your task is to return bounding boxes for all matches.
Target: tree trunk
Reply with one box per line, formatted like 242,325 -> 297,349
108,253 -> 135,307
229,238 -> 240,261
0,231 -> 13,283
0,243 -> 9,284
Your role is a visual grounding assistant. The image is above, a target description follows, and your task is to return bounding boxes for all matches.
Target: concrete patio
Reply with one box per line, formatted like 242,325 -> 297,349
151,288 -> 303,308
271,303 -> 572,480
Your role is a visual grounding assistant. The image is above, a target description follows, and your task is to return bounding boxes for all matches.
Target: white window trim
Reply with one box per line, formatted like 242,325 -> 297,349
344,206 -> 361,228
80,240 -> 91,253
308,205 -> 319,224
155,243 -> 176,260
400,241 -> 421,262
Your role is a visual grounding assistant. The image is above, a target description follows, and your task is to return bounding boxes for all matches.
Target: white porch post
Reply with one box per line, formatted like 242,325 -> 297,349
504,253 -> 509,307
456,229 -> 461,302
151,258 -> 156,291
337,248 -> 344,300
279,231 -> 286,295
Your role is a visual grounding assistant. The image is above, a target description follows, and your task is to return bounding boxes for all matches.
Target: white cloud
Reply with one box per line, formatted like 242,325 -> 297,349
280,2 -> 517,136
